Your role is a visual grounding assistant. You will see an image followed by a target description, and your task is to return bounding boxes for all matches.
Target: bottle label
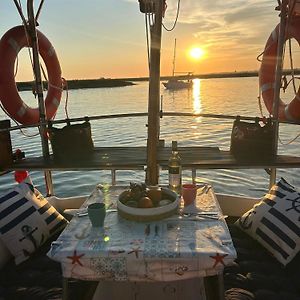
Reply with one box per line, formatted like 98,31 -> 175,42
169,166 -> 180,174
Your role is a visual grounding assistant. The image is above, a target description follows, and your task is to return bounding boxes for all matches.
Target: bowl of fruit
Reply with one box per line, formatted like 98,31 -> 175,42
117,183 -> 180,221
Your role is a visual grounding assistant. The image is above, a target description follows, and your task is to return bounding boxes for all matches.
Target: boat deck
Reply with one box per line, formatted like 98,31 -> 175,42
4,146 -> 300,171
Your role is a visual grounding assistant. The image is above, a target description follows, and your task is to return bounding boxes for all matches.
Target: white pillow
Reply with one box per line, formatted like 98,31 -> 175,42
236,178 -> 300,266
0,182 -> 68,265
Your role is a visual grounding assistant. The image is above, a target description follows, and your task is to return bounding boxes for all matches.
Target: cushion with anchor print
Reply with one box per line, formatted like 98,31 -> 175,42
236,178 -> 300,266
0,182 -> 68,265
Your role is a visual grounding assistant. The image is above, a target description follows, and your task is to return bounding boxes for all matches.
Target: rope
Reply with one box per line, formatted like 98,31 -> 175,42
16,1 -> 37,93
257,93 -> 265,119
23,27 -> 36,84
286,0 -> 297,94
162,0 -> 180,32
62,78 -> 69,119
15,54 -> 19,77
288,38 -> 297,94
279,133 -> 300,145
277,0 -> 300,145
258,80 -> 300,146
0,102 -> 39,137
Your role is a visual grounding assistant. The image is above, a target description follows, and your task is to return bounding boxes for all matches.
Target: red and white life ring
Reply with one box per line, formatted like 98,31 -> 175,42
259,18 -> 300,122
0,26 -> 62,125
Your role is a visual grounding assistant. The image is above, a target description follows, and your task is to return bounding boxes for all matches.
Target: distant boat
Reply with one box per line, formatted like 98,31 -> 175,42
162,39 -> 193,90
162,76 -> 193,90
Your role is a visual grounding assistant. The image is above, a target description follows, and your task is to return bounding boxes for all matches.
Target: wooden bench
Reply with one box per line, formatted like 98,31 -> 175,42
4,146 -> 300,171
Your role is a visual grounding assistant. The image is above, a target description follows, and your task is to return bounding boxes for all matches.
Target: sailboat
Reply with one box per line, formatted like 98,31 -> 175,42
162,39 -> 193,90
1,1 -> 300,300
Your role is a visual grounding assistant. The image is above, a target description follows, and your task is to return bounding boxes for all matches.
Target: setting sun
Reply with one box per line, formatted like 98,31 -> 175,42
189,47 -> 205,60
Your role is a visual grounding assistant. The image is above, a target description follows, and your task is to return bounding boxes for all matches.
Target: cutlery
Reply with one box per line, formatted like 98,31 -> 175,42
169,214 -> 220,221
181,214 -> 220,220
181,212 -> 228,219
179,211 -> 219,217
198,183 -> 211,195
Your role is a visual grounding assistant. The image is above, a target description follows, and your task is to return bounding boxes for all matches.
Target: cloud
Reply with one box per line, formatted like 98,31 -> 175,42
160,0 -> 279,67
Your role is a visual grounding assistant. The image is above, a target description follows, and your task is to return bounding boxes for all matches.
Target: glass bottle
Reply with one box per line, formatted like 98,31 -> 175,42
168,141 -> 182,193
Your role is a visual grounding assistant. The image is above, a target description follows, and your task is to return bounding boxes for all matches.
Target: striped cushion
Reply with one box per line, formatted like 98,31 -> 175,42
0,182 -> 68,265
236,178 -> 300,266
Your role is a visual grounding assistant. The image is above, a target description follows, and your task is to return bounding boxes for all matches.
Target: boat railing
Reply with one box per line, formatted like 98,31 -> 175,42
2,111 -> 300,134
2,112 -> 300,189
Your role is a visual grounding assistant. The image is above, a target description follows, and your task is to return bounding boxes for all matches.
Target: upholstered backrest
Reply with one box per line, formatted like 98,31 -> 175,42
0,182 -> 68,265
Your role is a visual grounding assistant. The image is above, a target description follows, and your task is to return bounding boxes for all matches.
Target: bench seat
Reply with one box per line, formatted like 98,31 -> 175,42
224,223 -> 300,300
0,231 -> 94,300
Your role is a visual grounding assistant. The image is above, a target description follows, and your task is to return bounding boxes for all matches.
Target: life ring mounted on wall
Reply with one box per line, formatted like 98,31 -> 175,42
0,25 -> 62,125
259,18 -> 300,122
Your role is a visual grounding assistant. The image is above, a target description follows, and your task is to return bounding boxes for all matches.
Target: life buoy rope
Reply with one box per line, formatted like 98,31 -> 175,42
259,18 -> 300,122
0,26 -> 62,125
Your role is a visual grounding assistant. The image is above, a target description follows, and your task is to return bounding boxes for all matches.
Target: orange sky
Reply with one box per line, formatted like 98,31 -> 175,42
0,1 -> 283,81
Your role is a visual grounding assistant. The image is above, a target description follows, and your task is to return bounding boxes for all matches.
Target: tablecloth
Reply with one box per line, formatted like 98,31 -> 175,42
47,184 -> 236,282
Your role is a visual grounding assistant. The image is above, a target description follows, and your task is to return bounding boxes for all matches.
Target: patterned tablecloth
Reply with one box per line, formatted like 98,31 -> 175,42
47,184 -> 236,282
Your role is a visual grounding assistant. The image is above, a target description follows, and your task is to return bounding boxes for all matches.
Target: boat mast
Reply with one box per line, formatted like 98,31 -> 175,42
26,0 -> 54,194
172,38 -> 176,77
269,0 -> 289,186
141,0 -> 164,185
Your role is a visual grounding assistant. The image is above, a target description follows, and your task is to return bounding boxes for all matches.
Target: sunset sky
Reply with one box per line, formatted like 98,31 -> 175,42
0,0 -> 280,81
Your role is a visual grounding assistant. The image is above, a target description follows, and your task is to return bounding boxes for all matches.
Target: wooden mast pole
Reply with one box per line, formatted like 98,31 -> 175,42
146,0 -> 164,185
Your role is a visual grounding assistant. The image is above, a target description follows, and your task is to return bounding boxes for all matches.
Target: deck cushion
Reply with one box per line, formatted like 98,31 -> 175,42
0,182 -> 68,265
235,178 -> 300,266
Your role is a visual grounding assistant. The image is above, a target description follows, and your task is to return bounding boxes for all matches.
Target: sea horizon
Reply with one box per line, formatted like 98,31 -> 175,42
17,68 -> 300,86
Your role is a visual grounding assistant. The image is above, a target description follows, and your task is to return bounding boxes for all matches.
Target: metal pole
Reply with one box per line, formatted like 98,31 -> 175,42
269,0 -> 288,187
146,0 -> 163,185
35,0 -> 45,22
27,0 -> 54,195
13,0 -> 29,31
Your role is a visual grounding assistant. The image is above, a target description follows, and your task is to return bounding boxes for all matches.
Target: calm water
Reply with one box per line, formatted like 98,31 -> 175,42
1,77 -> 300,198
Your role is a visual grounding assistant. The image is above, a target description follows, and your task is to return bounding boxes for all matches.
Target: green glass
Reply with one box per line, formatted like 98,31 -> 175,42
87,203 -> 106,227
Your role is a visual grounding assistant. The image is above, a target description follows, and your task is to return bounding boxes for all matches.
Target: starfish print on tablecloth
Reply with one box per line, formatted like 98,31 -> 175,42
130,239 -> 144,246
67,250 -> 85,266
209,252 -> 228,268
128,247 -> 142,258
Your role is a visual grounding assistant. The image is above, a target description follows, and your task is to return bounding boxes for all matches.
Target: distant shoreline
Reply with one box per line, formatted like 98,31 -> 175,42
121,69 -> 300,82
17,78 -> 135,91
122,71 -> 260,82
17,69 -> 300,91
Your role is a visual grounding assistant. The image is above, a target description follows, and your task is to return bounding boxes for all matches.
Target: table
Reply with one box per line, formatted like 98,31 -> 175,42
47,184 -> 236,300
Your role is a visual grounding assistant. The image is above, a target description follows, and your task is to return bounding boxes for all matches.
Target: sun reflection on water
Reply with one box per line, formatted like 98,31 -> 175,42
192,79 -> 202,114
